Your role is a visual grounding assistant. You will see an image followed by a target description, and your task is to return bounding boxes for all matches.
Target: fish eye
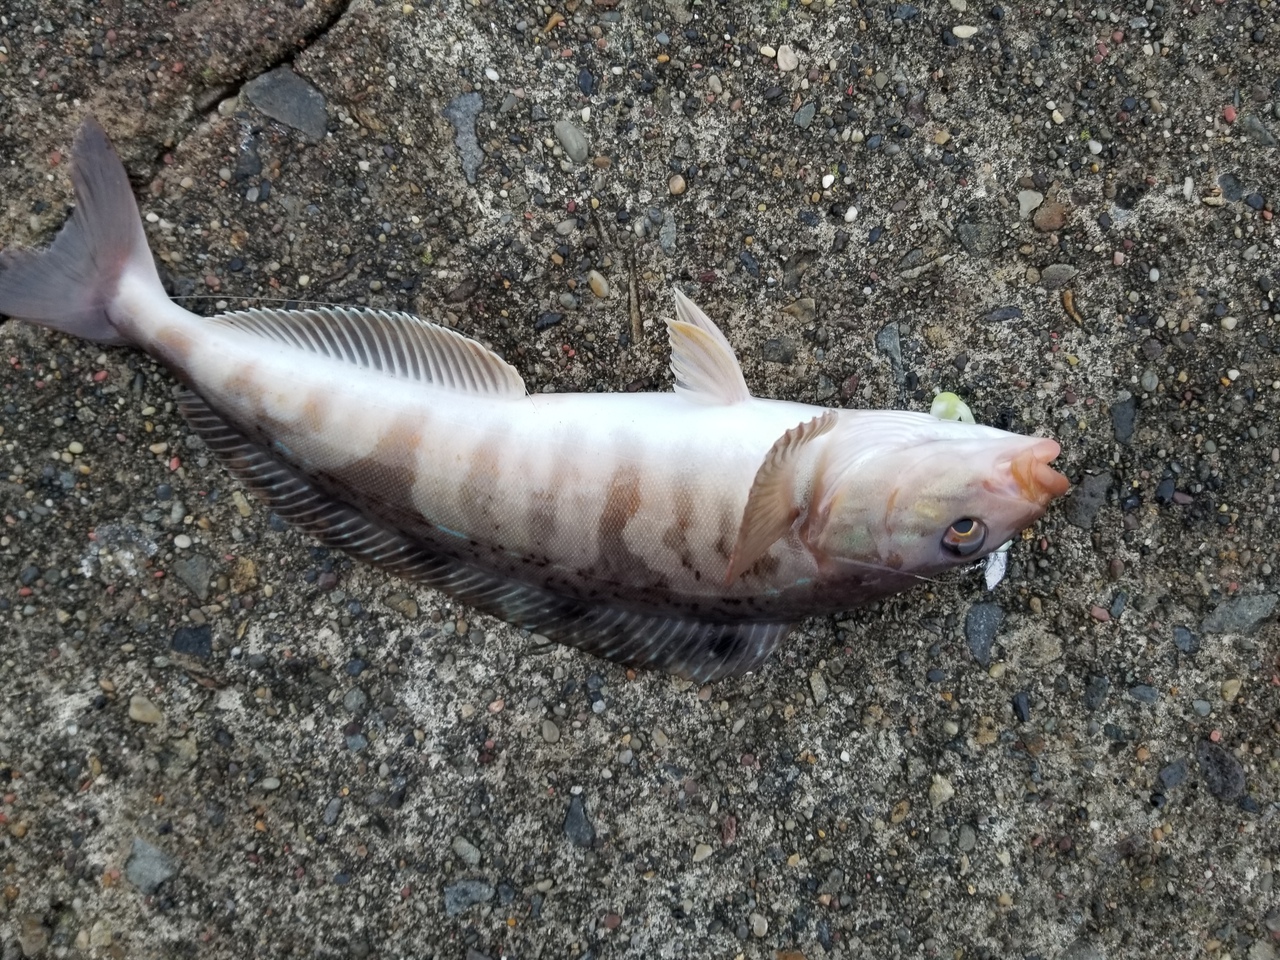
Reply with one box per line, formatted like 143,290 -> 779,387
941,518 -> 987,557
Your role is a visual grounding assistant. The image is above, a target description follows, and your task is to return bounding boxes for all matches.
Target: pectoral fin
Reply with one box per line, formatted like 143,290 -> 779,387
726,411 -> 837,583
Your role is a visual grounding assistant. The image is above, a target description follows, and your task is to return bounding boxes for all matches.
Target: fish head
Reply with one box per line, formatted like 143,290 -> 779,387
806,415 -> 1069,579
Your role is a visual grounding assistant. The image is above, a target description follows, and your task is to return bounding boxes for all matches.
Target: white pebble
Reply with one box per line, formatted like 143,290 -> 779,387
1087,139 -> 1103,154
821,173 -> 835,189
174,534 -> 192,550
759,44 -> 777,59
1149,268 -> 1160,282
844,205 -> 858,222
484,67 -> 499,82
1220,316 -> 1238,331
952,25 -> 978,39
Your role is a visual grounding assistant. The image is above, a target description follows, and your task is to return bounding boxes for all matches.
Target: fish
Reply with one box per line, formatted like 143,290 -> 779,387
0,118 -> 1070,682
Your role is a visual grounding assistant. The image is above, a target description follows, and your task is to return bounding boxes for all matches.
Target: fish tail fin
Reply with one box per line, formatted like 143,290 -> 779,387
0,117 -> 161,345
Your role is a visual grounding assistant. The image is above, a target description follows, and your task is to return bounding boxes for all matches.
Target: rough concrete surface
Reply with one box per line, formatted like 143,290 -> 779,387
1,1 -> 1278,958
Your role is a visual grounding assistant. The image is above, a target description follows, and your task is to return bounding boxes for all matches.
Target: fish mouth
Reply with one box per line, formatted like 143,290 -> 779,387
1010,438 -> 1070,505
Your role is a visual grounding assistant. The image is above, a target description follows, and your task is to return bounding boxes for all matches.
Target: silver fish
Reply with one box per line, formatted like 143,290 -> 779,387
0,119 -> 1070,681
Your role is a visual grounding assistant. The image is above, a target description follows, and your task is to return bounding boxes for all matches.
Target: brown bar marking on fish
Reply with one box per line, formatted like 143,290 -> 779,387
152,325 -> 196,368
597,463 -> 665,588
660,485 -> 697,573
459,432 -> 506,540
747,553 -> 782,579
300,390 -> 332,434
524,487 -> 560,556
313,414 -> 429,535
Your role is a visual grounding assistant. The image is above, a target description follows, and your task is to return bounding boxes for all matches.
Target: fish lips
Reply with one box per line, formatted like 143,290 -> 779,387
987,437 -> 1070,510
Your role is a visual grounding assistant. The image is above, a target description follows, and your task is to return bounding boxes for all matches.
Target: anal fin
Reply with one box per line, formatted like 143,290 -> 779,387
177,388 -> 792,682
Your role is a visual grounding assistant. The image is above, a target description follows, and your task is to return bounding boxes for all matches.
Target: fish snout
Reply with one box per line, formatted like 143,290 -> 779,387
1010,438 -> 1069,505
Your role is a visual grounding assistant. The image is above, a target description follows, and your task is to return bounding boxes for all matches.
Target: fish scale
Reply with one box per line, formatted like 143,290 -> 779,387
0,117 -> 1070,681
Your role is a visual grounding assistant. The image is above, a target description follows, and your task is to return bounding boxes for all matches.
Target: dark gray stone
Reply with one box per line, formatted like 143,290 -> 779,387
442,92 -> 485,184
981,305 -> 1024,323
323,797 -> 343,825
243,67 -> 328,141
659,211 -> 677,254
1082,674 -> 1110,712
964,602 -> 1003,667
1127,684 -> 1158,704
956,221 -> 1004,256
1218,172 -> 1245,202
793,102 -> 817,129
1040,263 -> 1078,288
443,879 -> 494,916
172,554 -> 213,602
761,337 -> 796,364
1200,593 -> 1277,635
1172,625 -> 1199,655
875,322 -> 904,384
564,795 -> 595,847
126,838 -> 178,894
171,624 -> 212,659
1240,113 -> 1277,147
1065,471 -> 1111,530
1111,394 -> 1136,444
1158,759 -> 1187,790
1196,739 -> 1245,801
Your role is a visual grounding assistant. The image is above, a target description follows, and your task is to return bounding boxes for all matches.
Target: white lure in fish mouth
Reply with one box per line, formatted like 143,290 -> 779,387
0,117 -> 1073,683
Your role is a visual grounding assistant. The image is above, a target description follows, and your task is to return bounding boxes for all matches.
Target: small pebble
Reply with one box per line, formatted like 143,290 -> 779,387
750,913 -> 768,937
587,270 -> 609,298
668,174 -> 686,196
929,774 -> 955,809
952,24 -> 978,38
541,719 -> 560,743
776,44 -> 798,71
174,534 -> 192,550
129,695 -> 163,725
692,843 -> 713,863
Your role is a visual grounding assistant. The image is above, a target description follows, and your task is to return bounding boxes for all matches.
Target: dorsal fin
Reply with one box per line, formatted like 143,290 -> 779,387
211,306 -> 527,397
726,411 -> 837,584
667,288 -> 751,405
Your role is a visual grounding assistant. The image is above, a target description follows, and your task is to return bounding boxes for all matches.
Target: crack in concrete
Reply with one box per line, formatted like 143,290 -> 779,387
143,1 -> 355,172
190,0 -> 354,118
